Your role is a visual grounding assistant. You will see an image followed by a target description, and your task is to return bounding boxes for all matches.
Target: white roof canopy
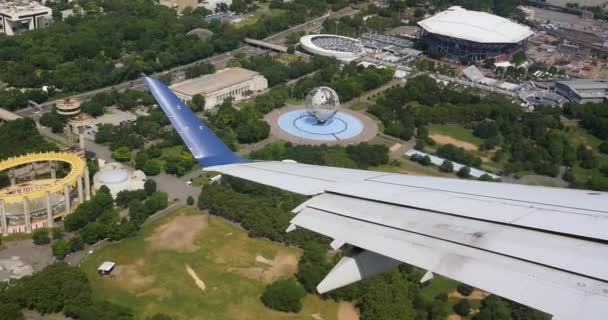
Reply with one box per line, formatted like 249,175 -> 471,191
418,6 -> 534,44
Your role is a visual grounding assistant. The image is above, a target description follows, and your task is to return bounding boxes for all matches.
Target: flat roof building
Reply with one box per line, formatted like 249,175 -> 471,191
555,79 -> 608,104
170,67 -> 268,110
417,6 -> 534,62
0,0 -> 52,36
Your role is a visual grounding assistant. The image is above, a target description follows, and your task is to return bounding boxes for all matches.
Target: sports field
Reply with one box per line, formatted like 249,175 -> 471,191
81,207 -> 351,320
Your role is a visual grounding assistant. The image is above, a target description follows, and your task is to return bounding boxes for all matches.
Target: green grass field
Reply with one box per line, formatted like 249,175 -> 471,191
427,124 -> 483,147
235,2 -> 286,29
81,207 -> 343,320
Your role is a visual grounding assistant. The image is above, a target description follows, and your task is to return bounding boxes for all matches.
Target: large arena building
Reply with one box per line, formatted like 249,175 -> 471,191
0,152 -> 89,236
300,34 -> 365,61
417,6 -> 534,62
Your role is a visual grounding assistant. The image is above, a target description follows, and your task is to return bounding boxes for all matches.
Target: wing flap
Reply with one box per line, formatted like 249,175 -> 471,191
297,193 -> 608,281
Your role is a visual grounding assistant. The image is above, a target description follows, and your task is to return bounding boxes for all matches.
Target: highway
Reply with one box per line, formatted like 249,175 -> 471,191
15,6 -> 358,118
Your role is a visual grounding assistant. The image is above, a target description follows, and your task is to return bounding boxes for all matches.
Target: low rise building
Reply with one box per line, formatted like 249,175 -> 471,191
555,79 -> 608,104
0,0 -> 52,36
170,67 -> 268,110
93,161 -> 146,198
56,98 -> 81,116
159,0 -> 198,13
200,0 -> 232,11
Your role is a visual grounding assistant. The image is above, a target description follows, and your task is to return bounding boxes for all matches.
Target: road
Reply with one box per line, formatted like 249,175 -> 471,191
16,6 -> 360,119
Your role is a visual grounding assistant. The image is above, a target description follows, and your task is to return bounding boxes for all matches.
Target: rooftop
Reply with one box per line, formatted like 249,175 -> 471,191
418,6 -> 534,44
0,0 -> 52,18
556,79 -> 608,90
170,67 -> 261,96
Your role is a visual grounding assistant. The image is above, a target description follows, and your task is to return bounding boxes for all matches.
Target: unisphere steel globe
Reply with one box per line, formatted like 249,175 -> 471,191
305,87 -> 340,124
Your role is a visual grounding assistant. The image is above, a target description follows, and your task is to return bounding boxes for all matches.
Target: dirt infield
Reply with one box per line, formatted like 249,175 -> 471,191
230,252 -> 298,283
146,215 -> 208,252
338,302 -> 359,320
430,134 -> 478,151
112,258 -> 155,290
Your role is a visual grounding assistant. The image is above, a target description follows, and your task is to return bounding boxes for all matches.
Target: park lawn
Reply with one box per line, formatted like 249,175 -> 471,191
236,3 -> 286,29
374,160 -> 449,177
81,206 -> 342,320
427,124 -> 483,147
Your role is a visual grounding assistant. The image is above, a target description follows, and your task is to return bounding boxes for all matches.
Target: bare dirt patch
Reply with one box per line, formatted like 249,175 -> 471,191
146,215 -> 208,252
337,302 -> 359,320
430,134 -> 478,151
136,287 -> 171,300
449,289 -> 490,300
185,264 -> 206,292
229,252 -> 298,283
112,259 -> 155,290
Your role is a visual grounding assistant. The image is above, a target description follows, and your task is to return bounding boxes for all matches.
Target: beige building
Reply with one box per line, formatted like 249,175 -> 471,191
170,67 -> 268,110
159,0 -> 198,13
0,0 -> 52,36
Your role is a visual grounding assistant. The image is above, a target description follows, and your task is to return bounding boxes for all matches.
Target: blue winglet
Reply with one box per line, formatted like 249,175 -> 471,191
144,77 -> 248,167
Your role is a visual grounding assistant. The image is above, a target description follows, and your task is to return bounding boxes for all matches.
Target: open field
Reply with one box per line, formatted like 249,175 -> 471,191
428,124 -> 482,149
81,207 -> 347,320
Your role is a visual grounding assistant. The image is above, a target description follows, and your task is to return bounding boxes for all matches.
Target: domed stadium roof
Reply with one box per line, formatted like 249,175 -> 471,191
96,168 -> 129,185
187,28 -> 214,41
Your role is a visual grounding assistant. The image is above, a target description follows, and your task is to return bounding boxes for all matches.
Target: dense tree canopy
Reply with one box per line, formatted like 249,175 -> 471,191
0,118 -> 57,160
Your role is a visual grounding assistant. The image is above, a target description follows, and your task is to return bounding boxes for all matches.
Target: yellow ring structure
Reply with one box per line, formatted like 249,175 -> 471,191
0,152 -> 85,204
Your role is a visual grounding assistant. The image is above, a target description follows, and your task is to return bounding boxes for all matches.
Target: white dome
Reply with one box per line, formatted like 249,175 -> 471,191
96,168 -> 129,185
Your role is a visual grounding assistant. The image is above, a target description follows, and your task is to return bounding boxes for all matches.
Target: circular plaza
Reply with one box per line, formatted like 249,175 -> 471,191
265,105 -> 378,145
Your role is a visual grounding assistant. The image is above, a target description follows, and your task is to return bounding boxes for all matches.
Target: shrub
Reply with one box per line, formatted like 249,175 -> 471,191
51,227 -> 63,240
144,179 -> 157,195
457,284 -> 474,296
52,239 -> 70,260
439,160 -> 454,173
187,196 -> 195,206
32,229 -> 50,245
457,166 -> 471,178
453,300 -> 471,316
261,279 -> 306,313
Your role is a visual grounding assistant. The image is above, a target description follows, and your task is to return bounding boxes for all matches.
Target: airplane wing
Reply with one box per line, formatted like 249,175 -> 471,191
145,77 -> 608,320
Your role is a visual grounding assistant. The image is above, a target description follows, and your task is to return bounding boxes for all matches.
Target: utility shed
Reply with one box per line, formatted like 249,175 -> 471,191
98,261 -> 116,275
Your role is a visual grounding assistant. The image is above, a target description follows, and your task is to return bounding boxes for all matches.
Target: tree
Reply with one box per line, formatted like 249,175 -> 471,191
261,279 -> 306,313
189,94 -> 206,112
143,159 -> 162,176
52,239 -> 70,259
112,146 -> 131,162
511,51 -> 527,66
39,109 -> 67,133
457,284 -> 474,296
33,229 -> 51,245
420,155 -> 431,166
474,295 -> 511,320
600,141 -> 608,154
144,179 -> 157,195
51,227 -> 63,240
457,166 -> 471,178
187,196 -> 195,206
439,160 -> 454,173
454,300 -> 471,316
